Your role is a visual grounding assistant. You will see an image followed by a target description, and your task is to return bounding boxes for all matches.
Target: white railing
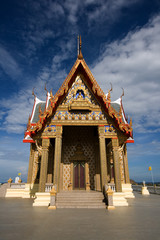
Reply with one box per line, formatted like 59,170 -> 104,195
45,183 -> 53,192
108,183 -> 116,192
10,183 -> 25,189
132,185 -> 160,195
132,185 -> 142,192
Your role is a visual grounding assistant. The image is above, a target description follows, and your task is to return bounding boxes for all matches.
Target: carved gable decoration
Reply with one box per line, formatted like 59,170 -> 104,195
51,75 -> 109,123
62,75 -> 99,111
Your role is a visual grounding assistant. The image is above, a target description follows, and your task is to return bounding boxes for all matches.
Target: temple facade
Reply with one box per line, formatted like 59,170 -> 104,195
22,40 -> 134,207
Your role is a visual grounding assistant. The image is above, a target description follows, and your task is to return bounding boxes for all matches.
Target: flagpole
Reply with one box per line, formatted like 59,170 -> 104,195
149,166 -> 156,193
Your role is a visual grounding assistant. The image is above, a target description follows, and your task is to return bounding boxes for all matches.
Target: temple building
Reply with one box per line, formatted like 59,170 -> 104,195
10,37 -> 134,208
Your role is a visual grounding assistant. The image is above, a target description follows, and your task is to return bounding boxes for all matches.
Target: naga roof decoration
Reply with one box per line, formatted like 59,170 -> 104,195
30,97 -> 46,124
111,98 -> 127,124
24,54 -> 133,141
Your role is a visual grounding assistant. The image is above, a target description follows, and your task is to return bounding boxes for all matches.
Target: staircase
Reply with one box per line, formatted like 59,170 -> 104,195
56,191 -> 106,208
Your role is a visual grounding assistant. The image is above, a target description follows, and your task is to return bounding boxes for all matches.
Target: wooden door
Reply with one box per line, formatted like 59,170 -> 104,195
73,162 -> 85,189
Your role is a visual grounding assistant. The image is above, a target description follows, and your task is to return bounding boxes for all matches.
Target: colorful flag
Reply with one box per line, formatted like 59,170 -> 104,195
148,166 -> 152,171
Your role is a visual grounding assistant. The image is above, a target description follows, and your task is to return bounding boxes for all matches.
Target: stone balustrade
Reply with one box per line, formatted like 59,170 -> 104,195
132,185 -> 160,195
10,183 -> 25,189
108,183 -> 116,192
45,183 -> 53,192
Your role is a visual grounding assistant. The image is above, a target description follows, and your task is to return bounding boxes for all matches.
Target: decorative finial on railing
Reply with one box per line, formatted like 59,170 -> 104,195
78,35 -> 83,59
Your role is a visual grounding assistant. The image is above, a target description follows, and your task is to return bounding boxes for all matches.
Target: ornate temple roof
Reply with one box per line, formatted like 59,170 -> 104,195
23,39 -> 133,143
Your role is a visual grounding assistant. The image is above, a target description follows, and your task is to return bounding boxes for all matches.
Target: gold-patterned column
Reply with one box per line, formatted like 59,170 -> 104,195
95,141 -> 101,191
27,143 -> 34,183
53,126 -> 62,192
39,138 -> 50,192
98,126 -> 108,191
111,138 -> 122,192
47,145 -> 54,183
123,143 -> 130,183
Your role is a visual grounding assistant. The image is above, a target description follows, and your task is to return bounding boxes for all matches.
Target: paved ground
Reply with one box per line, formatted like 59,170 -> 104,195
0,192 -> 160,240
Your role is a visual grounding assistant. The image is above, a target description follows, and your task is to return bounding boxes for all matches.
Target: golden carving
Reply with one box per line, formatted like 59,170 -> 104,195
107,83 -> 112,102
31,151 -> 40,183
70,144 -> 88,162
86,182 -> 90,191
58,114 -> 61,120
50,186 -> 56,196
18,178 -> 22,183
68,182 -> 72,191
129,117 -> 132,127
35,140 -> 42,156
8,177 -> 13,183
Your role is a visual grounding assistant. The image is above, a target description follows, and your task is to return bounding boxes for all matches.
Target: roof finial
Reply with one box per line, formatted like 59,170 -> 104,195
121,88 -> 124,98
107,83 -> 113,101
32,87 -> 36,97
110,82 -> 113,92
44,82 -> 48,93
78,35 -> 83,59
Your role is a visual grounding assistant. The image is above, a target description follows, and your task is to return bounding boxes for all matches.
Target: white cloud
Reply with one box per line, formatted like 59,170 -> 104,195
91,15 -> 160,133
87,0 -> 139,24
21,0 -> 140,56
0,62 -> 67,134
0,45 -> 22,79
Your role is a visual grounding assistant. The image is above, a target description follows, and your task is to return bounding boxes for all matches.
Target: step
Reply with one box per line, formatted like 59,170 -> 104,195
57,205 -> 106,209
56,202 -> 106,208
56,195 -> 104,199
56,198 -> 104,202
56,201 -> 105,205
57,193 -> 104,197
56,191 -> 106,208
57,195 -> 103,198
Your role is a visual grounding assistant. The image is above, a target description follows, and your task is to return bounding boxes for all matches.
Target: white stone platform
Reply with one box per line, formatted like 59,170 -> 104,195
122,183 -> 135,198
141,186 -> 150,195
33,192 -> 50,206
113,192 -> 129,206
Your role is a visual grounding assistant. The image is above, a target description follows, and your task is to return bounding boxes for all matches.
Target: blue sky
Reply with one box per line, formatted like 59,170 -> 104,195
0,0 -> 160,183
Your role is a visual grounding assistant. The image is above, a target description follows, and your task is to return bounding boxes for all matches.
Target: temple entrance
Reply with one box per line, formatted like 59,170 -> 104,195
62,126 -> 99,191
73,162 -> 85,189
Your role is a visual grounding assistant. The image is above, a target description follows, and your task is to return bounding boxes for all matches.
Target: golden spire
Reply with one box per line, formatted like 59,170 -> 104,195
78,35 -> 83,59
